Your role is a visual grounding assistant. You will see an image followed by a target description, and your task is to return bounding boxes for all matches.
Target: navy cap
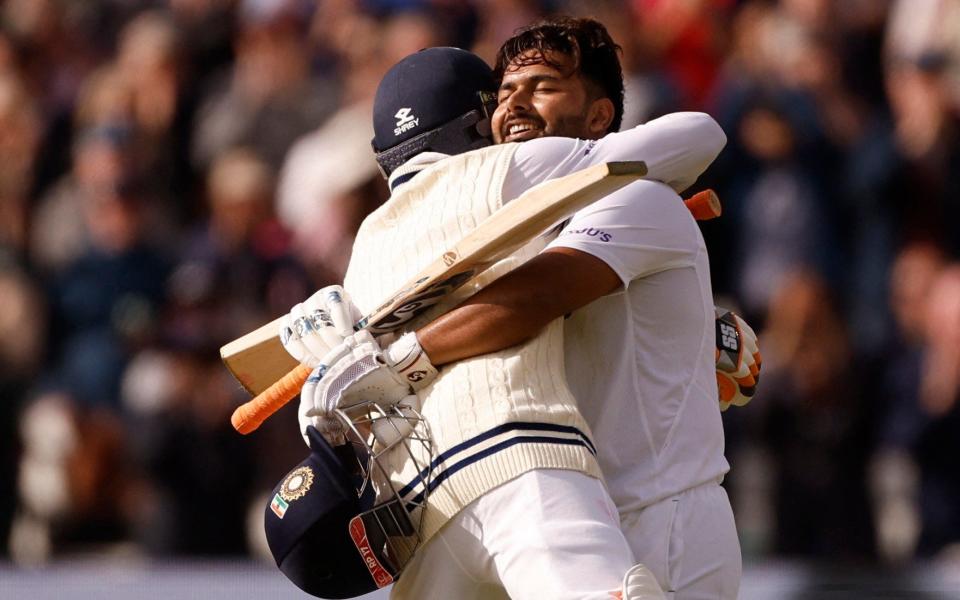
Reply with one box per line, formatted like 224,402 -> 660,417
264,427 -> 382,599
372,47 -> 496,152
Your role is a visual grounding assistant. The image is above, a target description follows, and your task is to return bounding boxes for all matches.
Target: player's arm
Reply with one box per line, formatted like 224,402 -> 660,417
596,112 -> 727,193
420,180 -> 688,363
507,112 -> 726,199
417,247 -> 618,364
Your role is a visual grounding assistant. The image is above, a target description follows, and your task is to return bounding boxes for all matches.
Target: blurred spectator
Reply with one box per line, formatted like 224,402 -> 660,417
0,73 -> 42,256
0,260 -> 46,559
1,0 -> 100,116
114,10 -> 197,222
471,0 -> 545,64
144,146 -> 310,554
120,348 -> 256,555
705,1 -> 832,300
31,125 -> 129,274
166,0 -> 237,80
1,0 -> 107,197
872,242 -> 946,563
756,270 -> 876,559
720,95 -> 837,325
279,7 -> 442,282
191,0 -> 338,170
886,0 -> 960,108
165,146 -> 310,350
884,53 -> 960,254
878,260 -> 960,560
11,391 -> 134,564
627,0 -> 732,111
563,0 -> 681,127
277,103 -> 384,284
911,265 -> 960,556
41,150 -> 171,410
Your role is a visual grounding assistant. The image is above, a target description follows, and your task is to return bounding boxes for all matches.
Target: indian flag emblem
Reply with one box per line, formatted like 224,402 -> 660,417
270,494 -> 289,519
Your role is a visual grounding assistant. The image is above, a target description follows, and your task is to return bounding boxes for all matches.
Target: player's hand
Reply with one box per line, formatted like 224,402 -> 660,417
303,414 -> 347,447
279,285 -> 361,367
715,308 -> 762,411
297,331 -> 438,440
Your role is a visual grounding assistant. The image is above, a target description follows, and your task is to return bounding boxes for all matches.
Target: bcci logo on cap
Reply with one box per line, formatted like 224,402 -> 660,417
394,108 -> 419,136
270,466 -> 315,519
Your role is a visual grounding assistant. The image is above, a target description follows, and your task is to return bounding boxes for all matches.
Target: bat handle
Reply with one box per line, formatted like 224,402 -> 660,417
684,189 -> 721,220
231,364 -> 313,434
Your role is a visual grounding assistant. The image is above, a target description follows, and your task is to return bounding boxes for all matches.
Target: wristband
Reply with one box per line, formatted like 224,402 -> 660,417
386,332 -> 439,391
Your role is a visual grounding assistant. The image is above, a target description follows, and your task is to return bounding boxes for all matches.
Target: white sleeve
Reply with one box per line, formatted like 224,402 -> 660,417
544,180 -> 699,286
502,112 -> 726,202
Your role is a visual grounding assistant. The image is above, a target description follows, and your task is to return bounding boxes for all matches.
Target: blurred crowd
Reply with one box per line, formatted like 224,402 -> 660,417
1,0 -> 960,572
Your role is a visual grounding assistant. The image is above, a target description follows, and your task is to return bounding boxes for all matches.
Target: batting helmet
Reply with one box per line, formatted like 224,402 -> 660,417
264,402 -> 433,598
371,47 -> 497,176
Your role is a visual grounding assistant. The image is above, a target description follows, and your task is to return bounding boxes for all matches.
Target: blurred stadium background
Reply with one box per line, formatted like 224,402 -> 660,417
1,0 -> 960,597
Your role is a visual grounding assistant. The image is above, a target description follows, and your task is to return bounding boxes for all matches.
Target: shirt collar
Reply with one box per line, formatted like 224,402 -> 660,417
387,152 -> 450,192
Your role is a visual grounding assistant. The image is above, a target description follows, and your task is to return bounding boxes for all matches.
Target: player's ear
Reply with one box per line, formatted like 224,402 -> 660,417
586,98 -> 615,136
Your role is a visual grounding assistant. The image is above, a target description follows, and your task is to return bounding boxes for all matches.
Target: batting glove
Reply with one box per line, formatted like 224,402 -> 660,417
715,308 -> 762,411
279,285 -> 360,368
298,331 -> 438,441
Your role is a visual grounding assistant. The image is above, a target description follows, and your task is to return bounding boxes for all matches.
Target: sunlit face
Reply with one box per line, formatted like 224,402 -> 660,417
492,50 -> 612,144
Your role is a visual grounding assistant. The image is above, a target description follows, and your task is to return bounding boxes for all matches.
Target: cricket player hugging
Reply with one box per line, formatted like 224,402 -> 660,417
343,55 -> 637,600
270,47 -> 667,600
346,146 -> 601,542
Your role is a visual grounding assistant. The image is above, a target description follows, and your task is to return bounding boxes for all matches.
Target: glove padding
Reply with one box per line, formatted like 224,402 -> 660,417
715,308 -> 762,411
297,331 -> 438,443
370,395 -> 421,449
280,285 -> 361,368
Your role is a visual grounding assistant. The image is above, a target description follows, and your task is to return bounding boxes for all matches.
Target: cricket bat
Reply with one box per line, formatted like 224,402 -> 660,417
224,164 -> 720,434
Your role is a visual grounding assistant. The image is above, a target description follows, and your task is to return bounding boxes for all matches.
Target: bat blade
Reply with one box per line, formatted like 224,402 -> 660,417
223,161 -> 649,432
219,317 -> 298,397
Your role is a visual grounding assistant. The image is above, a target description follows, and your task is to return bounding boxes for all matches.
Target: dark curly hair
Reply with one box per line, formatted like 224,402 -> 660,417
494,17 -> 625,133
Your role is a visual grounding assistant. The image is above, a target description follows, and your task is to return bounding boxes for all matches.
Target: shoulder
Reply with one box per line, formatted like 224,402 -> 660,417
512,136 -> 592,171
574,179 -> 689,225
505,137 -> 596,201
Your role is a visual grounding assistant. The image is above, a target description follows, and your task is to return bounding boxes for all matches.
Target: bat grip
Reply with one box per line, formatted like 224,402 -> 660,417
231,364 -> 313,434
684,189 -> 721,220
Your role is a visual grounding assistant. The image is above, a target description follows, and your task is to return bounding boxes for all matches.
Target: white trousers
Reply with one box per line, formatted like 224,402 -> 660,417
391,469 -> 636,600
621,481 -> 741,599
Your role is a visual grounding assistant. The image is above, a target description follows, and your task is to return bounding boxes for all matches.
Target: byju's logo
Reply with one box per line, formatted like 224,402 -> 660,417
560,227 -> 613,242
394,108 -> 419,135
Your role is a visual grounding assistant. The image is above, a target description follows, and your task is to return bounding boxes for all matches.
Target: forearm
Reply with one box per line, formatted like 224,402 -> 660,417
597,112 -> 727,192
416,293 -> 549,365
417,248 -> 620,366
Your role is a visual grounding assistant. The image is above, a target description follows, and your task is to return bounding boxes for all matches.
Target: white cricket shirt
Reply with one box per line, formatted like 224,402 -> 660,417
547,181 -> 728,512
506,113 -> 730,512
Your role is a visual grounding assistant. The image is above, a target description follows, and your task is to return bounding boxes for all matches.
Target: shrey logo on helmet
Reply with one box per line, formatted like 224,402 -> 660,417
394,108 -> 419,136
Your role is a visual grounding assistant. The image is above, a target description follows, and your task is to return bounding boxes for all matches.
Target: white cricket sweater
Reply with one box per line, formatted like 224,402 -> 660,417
344,143 -> 602,546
